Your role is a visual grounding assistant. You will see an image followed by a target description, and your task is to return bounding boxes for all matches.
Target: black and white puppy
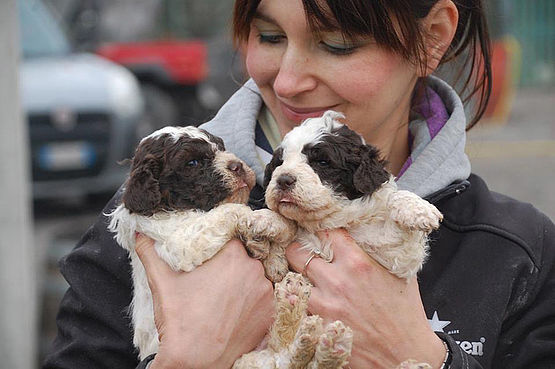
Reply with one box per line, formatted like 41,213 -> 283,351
107,126 -> 259,359
264,111 -> 443,280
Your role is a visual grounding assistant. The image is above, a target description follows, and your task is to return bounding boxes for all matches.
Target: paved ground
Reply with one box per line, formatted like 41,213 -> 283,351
467,88 -> 555,220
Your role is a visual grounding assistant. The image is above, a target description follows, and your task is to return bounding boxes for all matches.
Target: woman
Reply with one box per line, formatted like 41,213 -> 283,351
43,0 -> 555,368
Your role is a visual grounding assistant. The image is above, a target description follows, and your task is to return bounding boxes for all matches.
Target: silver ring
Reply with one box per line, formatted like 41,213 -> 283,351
302,249 -> 321,277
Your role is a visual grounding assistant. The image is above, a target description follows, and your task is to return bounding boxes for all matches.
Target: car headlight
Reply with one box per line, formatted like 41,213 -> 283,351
107,66 -> 144,119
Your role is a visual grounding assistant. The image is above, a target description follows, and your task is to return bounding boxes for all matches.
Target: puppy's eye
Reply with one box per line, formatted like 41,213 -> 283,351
187,159 -> 199,167
317,160 -> 330,167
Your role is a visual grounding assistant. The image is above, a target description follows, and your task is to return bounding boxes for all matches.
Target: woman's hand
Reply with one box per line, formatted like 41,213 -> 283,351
286,229 -> 446,369
135,234 -> 274,369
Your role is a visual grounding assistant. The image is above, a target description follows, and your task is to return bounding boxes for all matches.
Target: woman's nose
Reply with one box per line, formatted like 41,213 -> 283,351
273,47 -> 317,98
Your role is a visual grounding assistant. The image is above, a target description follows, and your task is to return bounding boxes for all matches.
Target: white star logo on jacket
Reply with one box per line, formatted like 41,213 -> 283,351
428,311 -> 451,332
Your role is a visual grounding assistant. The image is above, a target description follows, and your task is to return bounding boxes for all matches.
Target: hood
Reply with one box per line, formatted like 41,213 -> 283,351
396,76 -> 471,197
20,53 -> 141,115
200,79 -> 265,184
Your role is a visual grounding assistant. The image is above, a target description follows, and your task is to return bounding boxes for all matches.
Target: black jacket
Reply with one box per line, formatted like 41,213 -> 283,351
42,174 -> 555,368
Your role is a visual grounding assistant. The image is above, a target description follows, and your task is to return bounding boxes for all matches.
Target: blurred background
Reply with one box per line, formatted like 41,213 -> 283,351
0,0 -> 553,367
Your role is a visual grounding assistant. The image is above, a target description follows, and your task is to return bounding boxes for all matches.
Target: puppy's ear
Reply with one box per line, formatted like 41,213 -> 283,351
353,145 -> 390,195
200,129 -> 226,151
263,147 -> 283,189
122,154 -> 162,215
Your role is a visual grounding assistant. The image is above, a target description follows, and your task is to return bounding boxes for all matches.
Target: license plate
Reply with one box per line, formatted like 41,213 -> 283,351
38,142 -> 96,171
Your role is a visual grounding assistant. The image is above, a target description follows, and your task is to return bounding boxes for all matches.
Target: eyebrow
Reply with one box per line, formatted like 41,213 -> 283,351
254,9 -> 344,36
253,11 -> 278,25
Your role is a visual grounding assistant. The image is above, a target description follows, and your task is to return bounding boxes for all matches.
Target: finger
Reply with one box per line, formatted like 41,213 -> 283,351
306,286 -> 325,315
285,229 -> 359,271
305,287 -> 338,326
135,233 -> 175,276
316,229 -> 381,269
199,238 -> 267,279
315,229 -> 357,261
221,238 -> 250,257
213,238 -> 253,265
285,241 -> 329,283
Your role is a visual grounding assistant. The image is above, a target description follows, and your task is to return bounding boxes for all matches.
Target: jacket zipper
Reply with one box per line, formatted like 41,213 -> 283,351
424,180 -> 471,204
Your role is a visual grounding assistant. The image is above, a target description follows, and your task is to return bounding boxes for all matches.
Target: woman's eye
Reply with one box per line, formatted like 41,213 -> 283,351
320,41 -> 357,56
187,159 -> 199,167
258,33 -> 285,44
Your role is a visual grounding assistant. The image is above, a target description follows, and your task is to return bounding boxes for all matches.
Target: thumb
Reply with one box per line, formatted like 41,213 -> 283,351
135,233 -> 174,277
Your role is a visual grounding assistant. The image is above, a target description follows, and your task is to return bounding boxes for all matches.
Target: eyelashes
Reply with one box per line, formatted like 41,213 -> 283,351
319,41 -> 358,55
257,33 -> 285,44
256,32 -> 359,56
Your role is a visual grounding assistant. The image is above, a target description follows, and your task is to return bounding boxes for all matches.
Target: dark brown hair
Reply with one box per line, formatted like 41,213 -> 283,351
232,0 -> 491,129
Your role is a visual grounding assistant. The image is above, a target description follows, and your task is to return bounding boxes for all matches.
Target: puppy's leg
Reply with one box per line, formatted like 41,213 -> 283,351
307,321 -> 353,369
268,272 -> 312,352
161,203 -> 252,272
237,209 -> 275,259
238,209 -> 297,282
287,315 -> 324,369
263,246 -> 289,284
388,190 -> 443,232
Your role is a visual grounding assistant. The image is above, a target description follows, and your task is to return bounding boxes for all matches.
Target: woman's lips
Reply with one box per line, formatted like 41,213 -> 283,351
279,102 -> 339,122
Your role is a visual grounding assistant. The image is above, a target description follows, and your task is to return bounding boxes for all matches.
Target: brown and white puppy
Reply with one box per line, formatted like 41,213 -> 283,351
264,111 -> 443,281
107,126 -> 326,369
107,126 -> 259,359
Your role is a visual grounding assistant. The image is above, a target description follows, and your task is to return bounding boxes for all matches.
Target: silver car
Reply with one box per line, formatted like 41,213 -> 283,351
19,0 -> 144,200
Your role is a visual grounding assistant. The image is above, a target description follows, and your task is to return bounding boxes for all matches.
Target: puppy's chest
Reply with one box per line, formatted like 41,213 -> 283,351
137,212 -> 204,239
302,203 -> 388,233
299,204 -> 397,249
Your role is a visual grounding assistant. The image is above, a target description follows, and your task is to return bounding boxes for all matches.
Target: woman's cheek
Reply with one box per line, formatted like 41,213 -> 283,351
246,44 -> 279,84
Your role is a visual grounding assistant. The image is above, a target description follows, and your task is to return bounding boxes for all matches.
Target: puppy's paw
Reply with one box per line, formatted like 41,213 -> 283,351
313,321 -> 353,369
239,209 -> 278,237
275,272 -> 311,307
238,209 -> 296,279
270,272 -> 313,349
237,212 -> 272,260
296,315 -> 324,341
246,209 -> 297,241
263,252 -> 289,283
244,236 -> 271,260
389,190 -> 443,232
288,315 -> 324,367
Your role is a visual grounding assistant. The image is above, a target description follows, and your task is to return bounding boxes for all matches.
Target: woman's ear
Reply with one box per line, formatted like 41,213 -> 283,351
420,0 -> 459,76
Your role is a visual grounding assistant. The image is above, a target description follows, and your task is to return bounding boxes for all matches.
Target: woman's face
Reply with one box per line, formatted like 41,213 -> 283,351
245,0 -> 422,172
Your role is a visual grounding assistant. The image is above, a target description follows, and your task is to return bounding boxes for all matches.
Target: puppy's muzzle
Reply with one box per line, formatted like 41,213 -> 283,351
276,174 -> 296,191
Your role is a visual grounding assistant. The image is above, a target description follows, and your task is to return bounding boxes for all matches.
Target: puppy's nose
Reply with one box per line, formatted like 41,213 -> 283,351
277,174 -> 296,190
227,160 -> 244,176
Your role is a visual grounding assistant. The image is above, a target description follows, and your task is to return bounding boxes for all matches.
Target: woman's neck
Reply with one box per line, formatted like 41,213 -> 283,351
364,105 -> 411,178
